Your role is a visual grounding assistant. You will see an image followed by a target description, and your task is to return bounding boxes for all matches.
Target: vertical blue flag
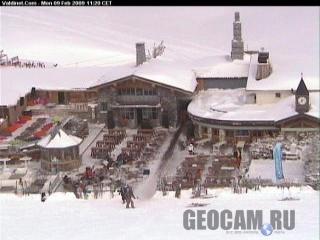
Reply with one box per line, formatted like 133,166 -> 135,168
273,142 -> 284,181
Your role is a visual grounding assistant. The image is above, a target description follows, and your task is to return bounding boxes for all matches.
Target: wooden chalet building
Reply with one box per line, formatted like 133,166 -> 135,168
89,74 -> 192,129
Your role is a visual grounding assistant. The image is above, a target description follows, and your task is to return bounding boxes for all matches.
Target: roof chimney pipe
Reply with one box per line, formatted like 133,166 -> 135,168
136,42 -> 146,66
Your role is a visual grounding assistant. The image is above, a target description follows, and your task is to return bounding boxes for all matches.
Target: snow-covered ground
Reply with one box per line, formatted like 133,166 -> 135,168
248,159 -> 305,183
0,187 -> 318,240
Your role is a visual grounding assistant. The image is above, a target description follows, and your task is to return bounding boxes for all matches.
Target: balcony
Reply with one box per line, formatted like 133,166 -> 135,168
115,95 -> 160,106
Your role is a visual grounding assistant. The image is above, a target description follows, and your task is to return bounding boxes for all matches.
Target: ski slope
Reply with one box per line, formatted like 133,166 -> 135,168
0,187 -> 318,240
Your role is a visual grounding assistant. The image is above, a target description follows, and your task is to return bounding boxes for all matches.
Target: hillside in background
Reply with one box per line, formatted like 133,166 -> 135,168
0,7 -> 319,73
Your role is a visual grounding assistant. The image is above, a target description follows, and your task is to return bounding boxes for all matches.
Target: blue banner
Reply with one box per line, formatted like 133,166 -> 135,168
273,142 -> 284,181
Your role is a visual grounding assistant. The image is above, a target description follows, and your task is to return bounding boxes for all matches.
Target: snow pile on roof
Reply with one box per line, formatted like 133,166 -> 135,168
91,55 -> 197,93
246,54 -> 320,91
195,54 -> 251,78
0,67 -> 109,106
188,89 -> 320,121
37,129 -> 82,149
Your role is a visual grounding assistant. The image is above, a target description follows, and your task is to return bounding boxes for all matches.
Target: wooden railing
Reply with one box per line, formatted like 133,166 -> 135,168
116,95 -> 160,105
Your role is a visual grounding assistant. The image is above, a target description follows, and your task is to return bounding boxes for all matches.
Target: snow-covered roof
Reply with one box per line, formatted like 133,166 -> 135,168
37,129 -> 82,149
90,56 -> 197,93
246,54 -> 320,91
0,50 -> 200,106
188,88 -> 320,122
0,67 -> 109,106
195,54 -> 251,78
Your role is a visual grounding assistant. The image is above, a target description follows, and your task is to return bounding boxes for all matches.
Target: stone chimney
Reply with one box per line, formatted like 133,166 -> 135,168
256,48 -> 272,80
231,12 -> 244,60
136,42 -> 146,66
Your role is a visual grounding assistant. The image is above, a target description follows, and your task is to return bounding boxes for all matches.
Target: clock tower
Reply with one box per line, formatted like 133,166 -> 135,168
295,75 -> 310,113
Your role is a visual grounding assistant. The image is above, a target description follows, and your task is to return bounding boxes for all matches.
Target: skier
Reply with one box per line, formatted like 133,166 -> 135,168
124,184 -> 136,208
118,185 -> 126,204
116,153 -> 124,167
188,143 -> 194,155
175,183 -> 181,198
41,192 -> 46,202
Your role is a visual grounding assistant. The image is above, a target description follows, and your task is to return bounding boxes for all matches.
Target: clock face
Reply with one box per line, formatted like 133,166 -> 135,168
298,96 -> 307,105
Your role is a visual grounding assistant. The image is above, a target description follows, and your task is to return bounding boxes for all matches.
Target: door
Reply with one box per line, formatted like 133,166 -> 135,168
107,110 -> 115,129
137,108 -> 142,127
58,92 -> 65,104
162,110 -> 169,128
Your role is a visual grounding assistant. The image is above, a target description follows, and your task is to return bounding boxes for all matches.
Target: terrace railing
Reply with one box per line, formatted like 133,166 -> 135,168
116,95 -> 160,105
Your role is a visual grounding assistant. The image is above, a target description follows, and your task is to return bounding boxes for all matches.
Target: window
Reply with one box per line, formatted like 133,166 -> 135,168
142,108 -> 157,120
202,127 -> 208,134
136,88 -> 143,96
144,89 -> 157,95
101,102 -> 108,111
235,130 -> 249,136
225,130 -> 234,137
152,108 -> 157,119
212,128 -> 219,135
144,89 -> 151,95
152,88 -> 157,95
275,92 -> 281,98
121,109 -> 134,119
118,88 -> 135,95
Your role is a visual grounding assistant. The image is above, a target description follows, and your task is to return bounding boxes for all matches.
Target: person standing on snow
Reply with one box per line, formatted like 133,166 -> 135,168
188,143 -> 194,155
118,185 -> 126,204
175,183 -> 181,198
125,184 -> 136,209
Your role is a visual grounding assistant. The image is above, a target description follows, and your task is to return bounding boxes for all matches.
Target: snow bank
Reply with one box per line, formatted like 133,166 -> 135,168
195,54 -> 251,78
0,187 -> 319,240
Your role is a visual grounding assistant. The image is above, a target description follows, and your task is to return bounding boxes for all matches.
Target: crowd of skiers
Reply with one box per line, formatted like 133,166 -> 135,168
232,175 -> 262,194
1,60 -> 58,68
61,167 -> 137,209
3,61 -> 46,68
